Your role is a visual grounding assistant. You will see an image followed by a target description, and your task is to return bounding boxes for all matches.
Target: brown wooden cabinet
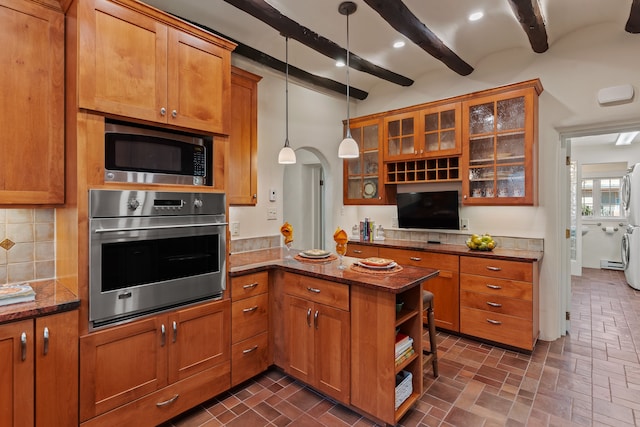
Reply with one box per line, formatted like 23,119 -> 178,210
282,274 -> 350,402
76,0 -> 233,134
461,80 -> 542,205
230,271 -> 269,386
345,242 -> 380,258
0,310 -> 78,427
379,247 -> 460,332
0,0 -> 64,205
343,117 -> 396,205
79,299 -> 230,424
229,67 -> 262,205
459,256 -> 539,350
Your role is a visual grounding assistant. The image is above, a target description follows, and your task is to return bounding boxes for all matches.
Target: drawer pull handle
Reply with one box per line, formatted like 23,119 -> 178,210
43,327 -> 50,356
243,305 -> 258,313
486,301 -> 502,308
172,321 -> 177,343
307,287 -> 321,294
486,319 -> 502,325
410,257 -> 422,262
314,310 -> 319,329
486,284 -> 502,290
156,394 -> 179,407
306,308 -> 312,327
21,332 -> 27,361
243,345 -> 258,354
486,266 -> 502,271
243,282 -> 258,290
353,249 -> 363,254
160,324 -> 166,347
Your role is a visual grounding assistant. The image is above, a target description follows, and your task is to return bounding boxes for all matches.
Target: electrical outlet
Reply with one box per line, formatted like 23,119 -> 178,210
267,207 -> 277,220
460,218 -> 469,230
231,222 -> 240,236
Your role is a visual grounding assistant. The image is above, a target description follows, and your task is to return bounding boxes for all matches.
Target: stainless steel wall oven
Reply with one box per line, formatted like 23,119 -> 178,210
89,189 -> 226,328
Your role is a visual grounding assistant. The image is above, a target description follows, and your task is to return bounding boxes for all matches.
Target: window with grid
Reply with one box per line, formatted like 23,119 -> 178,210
581,177 -> 621,218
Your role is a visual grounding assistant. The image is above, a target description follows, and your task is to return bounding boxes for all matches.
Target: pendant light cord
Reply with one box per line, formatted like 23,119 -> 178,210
345,13 -> 352,139
285,37 -> 290,147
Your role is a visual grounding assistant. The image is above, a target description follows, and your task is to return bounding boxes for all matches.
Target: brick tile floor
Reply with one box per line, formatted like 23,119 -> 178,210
161,268 -> 640,426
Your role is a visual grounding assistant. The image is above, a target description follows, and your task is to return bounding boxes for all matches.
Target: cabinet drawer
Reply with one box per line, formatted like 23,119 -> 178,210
230,271 -> 269,300
460,307 -> 534,350
460,256 -> 532,282
231,293 -> 269,344
460,290 -> 532,319
284,275 -> 349,311
231,332 -> 269,386
460,273 -> 532,300
379,247 -> 458,271
346,244 -> 379,258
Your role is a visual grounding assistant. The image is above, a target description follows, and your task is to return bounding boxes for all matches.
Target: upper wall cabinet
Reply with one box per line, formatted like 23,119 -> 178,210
461,80 -> 542,205
229,67 -> 261,205
0,0 -> 64,205
343,117 -> 396,205
76,0 -> 235,134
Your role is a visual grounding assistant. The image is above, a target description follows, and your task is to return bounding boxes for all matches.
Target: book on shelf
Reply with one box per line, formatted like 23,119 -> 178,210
0,283 -> 35,307
395,336 -> 414,358
395,347 -> 415,366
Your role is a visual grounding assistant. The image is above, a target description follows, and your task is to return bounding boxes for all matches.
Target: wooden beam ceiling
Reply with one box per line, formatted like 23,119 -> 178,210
177,16 -> 369,100
362,0 -> 474,76
626,0 -> 640,33
222,0 -> 414,87
507,0 -> 549,53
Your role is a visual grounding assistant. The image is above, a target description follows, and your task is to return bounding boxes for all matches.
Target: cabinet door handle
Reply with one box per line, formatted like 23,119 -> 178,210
171,109 -> 178,118
486,266 -> 502,271
160,324 -> 166,347
156,394 -> 179,407
252,194 -> 257,199
486,318 -> 502,325
160,107 -> 166,116
306,308 -> 311,327
307,287 -> 321,293
43,327 -> 50,356
242,345 -> 258,354
486,301 -> 502,308
21,332 -> 27,361
172,321 -> 177,344
486,284 -> 502,290
243,305 -> 258,313
243,282 -> 258,290
314,310 -> 319,329
353,249 -> 363,254
410,256 -> 422,262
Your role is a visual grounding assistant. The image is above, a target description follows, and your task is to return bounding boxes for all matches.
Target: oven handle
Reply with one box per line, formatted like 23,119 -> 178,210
94,222 -> 228,233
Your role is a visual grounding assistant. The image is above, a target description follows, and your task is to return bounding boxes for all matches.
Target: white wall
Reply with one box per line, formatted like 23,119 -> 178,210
229,23 -> 640,342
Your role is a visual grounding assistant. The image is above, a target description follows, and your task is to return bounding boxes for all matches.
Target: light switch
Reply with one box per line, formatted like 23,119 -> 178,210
269,188 -> 276,202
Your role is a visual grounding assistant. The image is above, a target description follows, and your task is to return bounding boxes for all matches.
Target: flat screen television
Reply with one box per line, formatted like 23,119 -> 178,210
396,191 -> 460,230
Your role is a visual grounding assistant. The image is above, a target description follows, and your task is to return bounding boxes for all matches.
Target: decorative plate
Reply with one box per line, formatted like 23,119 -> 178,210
363,180 -> 377,198
299,249 -> 331,259
355,261 -> 398,270
359,257 -> 394,267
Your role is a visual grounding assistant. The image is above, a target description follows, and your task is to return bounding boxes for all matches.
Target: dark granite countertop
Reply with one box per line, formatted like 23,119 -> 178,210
349,238 -> 543,262
229,247 -> 439,294
0,280 -> 80,324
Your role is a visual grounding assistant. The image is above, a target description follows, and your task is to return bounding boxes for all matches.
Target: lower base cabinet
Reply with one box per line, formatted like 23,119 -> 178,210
0,309 -> 79,427
79,299 -> 230,425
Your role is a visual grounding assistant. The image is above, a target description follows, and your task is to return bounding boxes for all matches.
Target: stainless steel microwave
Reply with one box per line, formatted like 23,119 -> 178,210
104,122 -> 212,186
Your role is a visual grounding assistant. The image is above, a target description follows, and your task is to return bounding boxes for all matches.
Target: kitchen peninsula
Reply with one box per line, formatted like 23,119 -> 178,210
229,248 -> 439,426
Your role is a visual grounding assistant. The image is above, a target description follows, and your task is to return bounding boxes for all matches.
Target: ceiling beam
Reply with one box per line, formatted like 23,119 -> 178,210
177,16 -> 369,100
626,0 -> 640,33
362,0 -> 473,76
222,0 -> 414,87
507,0 -> 549,53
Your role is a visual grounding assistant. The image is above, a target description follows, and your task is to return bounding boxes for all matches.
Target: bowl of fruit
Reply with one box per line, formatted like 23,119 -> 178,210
466,233 -> 497,251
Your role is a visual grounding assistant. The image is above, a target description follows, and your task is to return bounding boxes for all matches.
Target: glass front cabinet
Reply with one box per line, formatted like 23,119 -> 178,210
343,117 -> 396,205
461,81 -> 542,205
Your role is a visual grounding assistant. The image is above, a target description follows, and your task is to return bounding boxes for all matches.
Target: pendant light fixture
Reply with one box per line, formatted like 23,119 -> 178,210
338,1 -> 359,159
278,36 -> 297,164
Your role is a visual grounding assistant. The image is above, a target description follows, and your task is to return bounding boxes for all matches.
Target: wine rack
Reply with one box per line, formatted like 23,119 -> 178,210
385,157 -> 460,184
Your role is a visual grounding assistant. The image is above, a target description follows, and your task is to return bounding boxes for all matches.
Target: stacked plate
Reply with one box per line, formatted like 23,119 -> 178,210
298,249 -> 331,259
355,257 -> 397,270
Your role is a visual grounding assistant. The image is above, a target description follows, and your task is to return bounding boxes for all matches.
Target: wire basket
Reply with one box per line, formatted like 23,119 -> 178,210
395,370 -> 413,410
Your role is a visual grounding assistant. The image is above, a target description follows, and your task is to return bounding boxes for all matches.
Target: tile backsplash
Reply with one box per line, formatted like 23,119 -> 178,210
0,209 -> 55,285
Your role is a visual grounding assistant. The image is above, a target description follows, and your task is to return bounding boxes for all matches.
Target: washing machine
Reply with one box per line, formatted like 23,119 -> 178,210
621,163 -> 640,225
622,225 -> 640,290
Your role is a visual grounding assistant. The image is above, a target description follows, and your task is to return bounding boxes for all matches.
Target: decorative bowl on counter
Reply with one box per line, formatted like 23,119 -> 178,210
466,234 -> 497,251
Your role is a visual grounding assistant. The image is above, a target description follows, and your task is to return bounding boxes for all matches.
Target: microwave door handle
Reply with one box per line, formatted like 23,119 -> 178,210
94,222 -> 228,233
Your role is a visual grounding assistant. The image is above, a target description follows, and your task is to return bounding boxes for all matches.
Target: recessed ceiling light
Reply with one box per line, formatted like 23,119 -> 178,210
469,11 -> 484,21
393,40 -> 405,48
615,131 -> 640,146
336,60 -> 345,67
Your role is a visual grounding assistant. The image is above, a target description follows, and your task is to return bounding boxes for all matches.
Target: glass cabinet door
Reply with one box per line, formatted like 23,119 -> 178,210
462,87 -> 538,205
420,103 -> 461,158
383,111 -> 418,160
